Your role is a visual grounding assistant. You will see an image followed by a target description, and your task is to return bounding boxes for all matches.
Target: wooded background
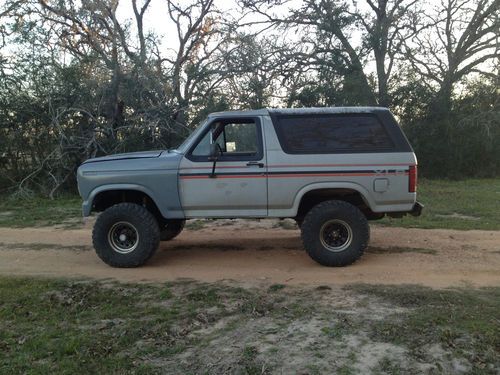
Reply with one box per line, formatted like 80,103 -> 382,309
0,0 -> 498,197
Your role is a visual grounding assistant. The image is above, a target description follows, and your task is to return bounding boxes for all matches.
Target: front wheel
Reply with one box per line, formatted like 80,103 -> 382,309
92,203 -> 160,267
301,200 -> 369,267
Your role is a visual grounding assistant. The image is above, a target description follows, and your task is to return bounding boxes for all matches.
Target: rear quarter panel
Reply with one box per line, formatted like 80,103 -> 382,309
261,115 -> 417,217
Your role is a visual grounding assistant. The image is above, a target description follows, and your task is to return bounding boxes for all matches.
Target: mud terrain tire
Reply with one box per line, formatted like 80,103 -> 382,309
301,200 -> 369,267
92,203 -> 160,267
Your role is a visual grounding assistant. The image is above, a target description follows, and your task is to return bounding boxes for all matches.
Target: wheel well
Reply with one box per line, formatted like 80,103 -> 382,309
92,190 -> 165,224
296,189 -> 381,220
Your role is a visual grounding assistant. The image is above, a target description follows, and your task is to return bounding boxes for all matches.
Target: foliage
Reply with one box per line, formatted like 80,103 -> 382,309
0,0 -> 498,195
404,77 -> 500,178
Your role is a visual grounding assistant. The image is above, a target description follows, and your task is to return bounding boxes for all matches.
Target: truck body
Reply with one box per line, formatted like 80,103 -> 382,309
78,107 -> 422,268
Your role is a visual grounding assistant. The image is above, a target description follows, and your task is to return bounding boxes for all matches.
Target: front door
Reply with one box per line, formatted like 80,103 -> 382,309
179,117 -> 267,217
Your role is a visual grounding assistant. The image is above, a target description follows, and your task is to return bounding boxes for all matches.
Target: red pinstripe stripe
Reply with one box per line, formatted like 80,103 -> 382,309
180,172 -> 409,180
180,163 -> 415,170
180,174 -> 267,179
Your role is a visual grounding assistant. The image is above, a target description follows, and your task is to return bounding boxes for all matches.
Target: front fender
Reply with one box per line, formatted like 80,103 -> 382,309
77,152 -> 184,219
82,184 -> 159,216
82,183 -> 184,219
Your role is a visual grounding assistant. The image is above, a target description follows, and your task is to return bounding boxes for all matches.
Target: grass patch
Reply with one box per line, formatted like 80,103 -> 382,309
268,284 -> 286,292
1,277 -> 499,374
0,195 -> 81,228
185,219 -> 206,230
240,345 -> 267,374
348,284 -> 500,373
378,178 -> 500,230
0,277 -> 313,374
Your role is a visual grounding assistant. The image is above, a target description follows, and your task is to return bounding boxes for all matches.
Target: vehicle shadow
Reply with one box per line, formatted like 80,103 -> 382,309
149,234 -> 305,267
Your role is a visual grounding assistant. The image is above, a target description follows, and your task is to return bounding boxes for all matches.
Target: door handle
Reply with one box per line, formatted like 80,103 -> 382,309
246,162 -> 264,168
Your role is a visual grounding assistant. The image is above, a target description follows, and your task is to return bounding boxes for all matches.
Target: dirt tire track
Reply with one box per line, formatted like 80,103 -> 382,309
0,222 -> 499,287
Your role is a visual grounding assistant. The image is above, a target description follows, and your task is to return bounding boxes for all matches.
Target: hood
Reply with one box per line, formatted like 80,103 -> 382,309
82,150 -> 164,164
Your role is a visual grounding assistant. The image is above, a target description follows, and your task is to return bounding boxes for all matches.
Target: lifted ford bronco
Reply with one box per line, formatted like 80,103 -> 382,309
77,107 -> 422,268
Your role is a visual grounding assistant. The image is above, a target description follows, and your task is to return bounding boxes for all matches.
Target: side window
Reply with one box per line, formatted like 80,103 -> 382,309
273,114 -> 395,154
223,122 -> 258,154
190,119 -> 261,160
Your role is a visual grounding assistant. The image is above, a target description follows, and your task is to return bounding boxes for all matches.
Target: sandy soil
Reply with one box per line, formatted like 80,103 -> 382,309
0,220 -> 499,287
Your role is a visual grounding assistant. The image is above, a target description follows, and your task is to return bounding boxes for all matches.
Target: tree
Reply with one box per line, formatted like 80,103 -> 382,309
241,0 -> 425,107
37,0 -> 142,129
164,0 -> 263,125
241,0 -> 378,105
404,0 -> 499,113
352,0 -> 420,106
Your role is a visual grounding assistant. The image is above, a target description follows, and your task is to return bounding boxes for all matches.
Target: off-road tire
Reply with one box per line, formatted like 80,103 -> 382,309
160,219 -> 185,241
301,200 -> 369,267
92,203 -> 160,268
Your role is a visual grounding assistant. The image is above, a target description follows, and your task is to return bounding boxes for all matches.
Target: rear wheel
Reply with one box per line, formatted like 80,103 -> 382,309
92,203 -> 160,267
301,200 -> 369,267
160,219 -> 185,241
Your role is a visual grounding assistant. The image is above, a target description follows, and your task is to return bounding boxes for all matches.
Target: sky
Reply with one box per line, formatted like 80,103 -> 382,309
115,0 -> 303,50
118,0 -> 245,44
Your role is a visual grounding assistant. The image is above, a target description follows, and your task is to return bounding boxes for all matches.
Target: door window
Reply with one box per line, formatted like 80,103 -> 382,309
190,118 -> 262,161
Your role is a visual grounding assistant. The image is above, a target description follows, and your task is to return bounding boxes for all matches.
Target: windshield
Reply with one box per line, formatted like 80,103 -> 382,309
173,119 -> 208,153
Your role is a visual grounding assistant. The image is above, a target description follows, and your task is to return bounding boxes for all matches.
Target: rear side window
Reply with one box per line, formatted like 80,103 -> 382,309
273,114 -> 395,154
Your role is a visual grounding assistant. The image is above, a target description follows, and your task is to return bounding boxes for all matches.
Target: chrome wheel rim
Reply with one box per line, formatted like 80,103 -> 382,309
319,219 -> 353,252
108,221 -> 139,254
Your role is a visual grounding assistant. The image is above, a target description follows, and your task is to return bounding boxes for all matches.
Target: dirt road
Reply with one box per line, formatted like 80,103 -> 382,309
0,220 -> 499,287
